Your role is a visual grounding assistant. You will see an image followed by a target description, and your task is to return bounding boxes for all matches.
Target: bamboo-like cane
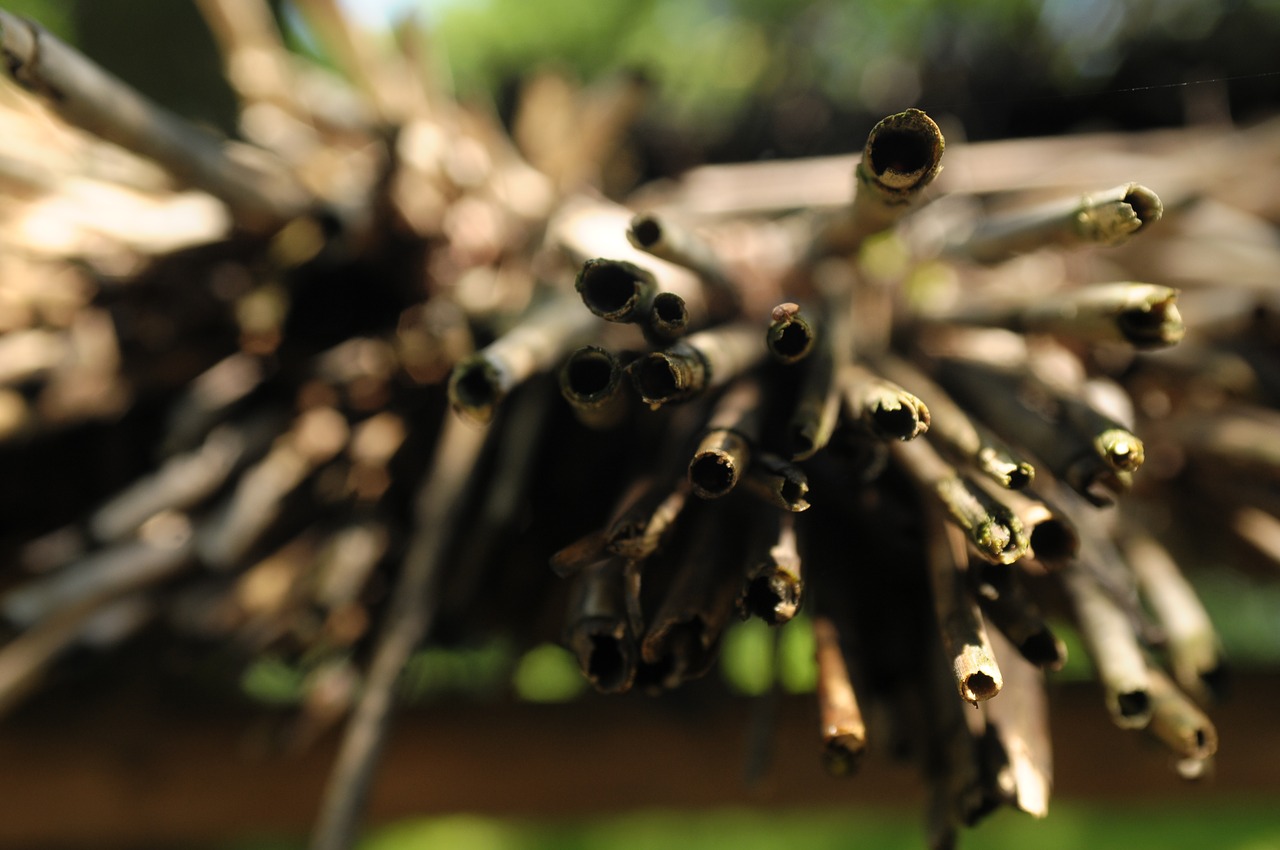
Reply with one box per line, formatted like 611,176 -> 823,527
628,322 -> 764,407
923,509 -> 1004,704
813,615 -> 867,775
311,411 -> 486,850
627,212 -> 739,316
0,10 -> 309,231
954,183 -> 1162,263
688,378 -> 762,499
840,362 -> 931,442
1121,531 -> 1223,700
984,628 -> 1052,818
939,282 -> 1184,350
565,557 -> 639,694
559,345 -> 629,429
739,512 -> 803,625
880,356 -> 1034,489
448,293 -> 597,424
894,438 -> 1029,565
1060,564 -> 1153,729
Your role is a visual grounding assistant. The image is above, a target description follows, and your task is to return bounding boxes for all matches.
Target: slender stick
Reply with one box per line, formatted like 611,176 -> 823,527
740,453 -> 811,512
3,530 -> 195,628
973,482 -> 1078,567
839,363 -> 931,442
310,412 -> 486,850
1121,531 -> 1223,699
953,183 -> 1162,263
1145,666 -> 1219,764
813,615 -> 867,775
1059,564 -> 1153,729
933,357 -> 1136,506
628,322 -> 764,408
893,438 -> 1028,565
879,356 -> 1034,489
448,293 -> 597,424
559,345 -> 629,429
739,512 -> 802,625
787,285 -> 853,460
196,408 -> 349,570
88,423 -> 260,543
984,628 -> 1052,817
939,282 -> 1184,350
688,378 -> 762,499
923,509 -> 1004,704
0,10 -> 309,231
565,557 -> 639,694
766,302 -> 817,365
574,258 -> 658,323
968,561 -> 1067,671
846,108 -> 945,243
638,510 -> 744,690
627,212 -> 739,316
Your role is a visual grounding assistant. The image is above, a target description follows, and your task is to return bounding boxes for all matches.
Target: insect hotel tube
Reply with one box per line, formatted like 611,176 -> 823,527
922,506 -> 1004,704
839,362 -> 931,442
0,9 -> 310,232
1145,666 -> 1219,765
879,355 -> 1035,489
738,511 -> 803,625
893,437 -> 1029,565
1059,563 -> 1153,730
786,287 -> 853,460
967,560 -> 1067,671
933,357 -> 1141,506
559,345 -> 629,429
565,556 -> 639,694
637,505 -> 749,691
846,108 -> 946,243
953,182 -> 1163,263
938,281 -> 1185,350
628,321 -> 765,408
688,378 -> 762,499
983,628 -> 1053,818
766,301 -> 818,364
813,615 -> 867,775
448,292 -> 597,424
1121,530 -> 1224,700
627,212 -> 740,317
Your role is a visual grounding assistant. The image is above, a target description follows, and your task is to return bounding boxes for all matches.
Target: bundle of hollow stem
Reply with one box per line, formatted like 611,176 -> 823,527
0,5 -> 1277,850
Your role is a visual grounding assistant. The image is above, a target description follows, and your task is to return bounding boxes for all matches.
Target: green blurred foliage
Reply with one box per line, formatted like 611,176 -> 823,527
223,801 -> 1280,850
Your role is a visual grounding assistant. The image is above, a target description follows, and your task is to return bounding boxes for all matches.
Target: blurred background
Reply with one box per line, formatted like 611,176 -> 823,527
0,1 -> 1278,848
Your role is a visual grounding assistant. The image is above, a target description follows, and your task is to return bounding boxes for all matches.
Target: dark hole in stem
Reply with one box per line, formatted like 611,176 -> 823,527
1123,187 -> 1161,227
565,351 -> 615,399
789,424 -> 815,458
744,575 -> 790,625
631,216 -> 662,247
450,361 -> 498,411
1116,690 -> 1150,719
873,404 -> 920,439
771,322 -> 812,360
780,477 -> 805,507
1030,520 -> 1077,562
632,356 -> 680,402
690,453 -> 737,497
966,671 -> 999,701
1193,729 -> 1208,752
1200,663 -> 1229,699
1019,629 -> 1065,669
581,263 -> 641,316
868,128 -> 934,177
1005,463 -> 1035,490
587,634 -> 628,691
651,292 -> 688,328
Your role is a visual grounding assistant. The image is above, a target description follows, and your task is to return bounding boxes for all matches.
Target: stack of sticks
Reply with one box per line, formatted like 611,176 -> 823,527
0,5 -> 1275,849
